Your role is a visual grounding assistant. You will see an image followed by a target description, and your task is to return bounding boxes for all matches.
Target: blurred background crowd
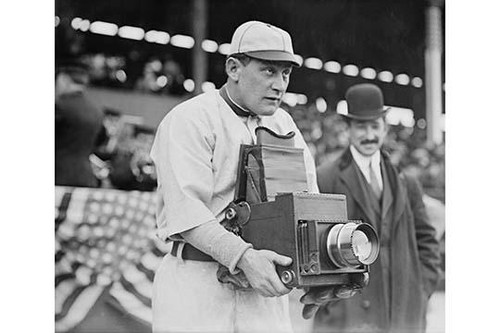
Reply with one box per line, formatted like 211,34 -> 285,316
62,52 -> 445,202
55,0 -> 445,203
82,87 -> 445,203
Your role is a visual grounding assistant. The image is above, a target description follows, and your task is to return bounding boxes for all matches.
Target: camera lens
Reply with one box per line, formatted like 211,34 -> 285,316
326,222 -> 379,268
352,229 -> 372,261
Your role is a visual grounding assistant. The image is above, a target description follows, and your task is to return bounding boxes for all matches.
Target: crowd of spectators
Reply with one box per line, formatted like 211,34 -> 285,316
57,53 -> 444,203
285,104 -> 445,202
78,53 -> 187,95
94,100 -> 444,204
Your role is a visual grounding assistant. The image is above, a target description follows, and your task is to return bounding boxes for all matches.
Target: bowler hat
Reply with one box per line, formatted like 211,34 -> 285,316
343,84 -> 390,121
229,21 -> 301,67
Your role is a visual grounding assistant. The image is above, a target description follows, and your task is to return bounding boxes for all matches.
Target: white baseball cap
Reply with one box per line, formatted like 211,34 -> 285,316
229,21 -> 301,67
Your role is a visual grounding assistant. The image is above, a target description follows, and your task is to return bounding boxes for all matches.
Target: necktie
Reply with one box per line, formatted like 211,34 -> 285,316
369,161 -> 382,200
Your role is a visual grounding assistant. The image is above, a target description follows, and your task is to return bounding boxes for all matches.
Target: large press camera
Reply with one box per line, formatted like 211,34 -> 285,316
223,127 -> 379,288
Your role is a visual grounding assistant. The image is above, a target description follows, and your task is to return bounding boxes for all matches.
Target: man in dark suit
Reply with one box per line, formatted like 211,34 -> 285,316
55,58 -> 104,188
314,84 -> 441,333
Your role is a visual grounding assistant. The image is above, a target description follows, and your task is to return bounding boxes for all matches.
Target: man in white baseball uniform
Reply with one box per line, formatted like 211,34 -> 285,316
150,21 -> 363,332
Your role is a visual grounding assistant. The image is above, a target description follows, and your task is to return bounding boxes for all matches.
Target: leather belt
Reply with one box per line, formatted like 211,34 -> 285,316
171,241 -> 215,262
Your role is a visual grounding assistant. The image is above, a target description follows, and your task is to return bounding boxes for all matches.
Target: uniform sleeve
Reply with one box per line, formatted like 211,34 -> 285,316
405,174 -> 442,298
150,107 -> 218,239
182,220 -> 253,273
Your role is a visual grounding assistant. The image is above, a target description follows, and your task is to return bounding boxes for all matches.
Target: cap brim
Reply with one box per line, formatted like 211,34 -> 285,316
244,50 -> 301,67
341,108 -> 390,121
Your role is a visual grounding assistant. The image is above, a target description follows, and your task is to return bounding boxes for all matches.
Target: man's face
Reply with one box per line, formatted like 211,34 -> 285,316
348,117 -> 388,157
234,58 -> 292,116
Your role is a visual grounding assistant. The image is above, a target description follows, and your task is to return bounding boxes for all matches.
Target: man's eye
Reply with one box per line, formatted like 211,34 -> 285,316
265,68 -> 275,75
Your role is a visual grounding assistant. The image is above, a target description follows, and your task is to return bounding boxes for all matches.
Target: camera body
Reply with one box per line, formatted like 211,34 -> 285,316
227,130 -> 379,288
240,191 -> 372,288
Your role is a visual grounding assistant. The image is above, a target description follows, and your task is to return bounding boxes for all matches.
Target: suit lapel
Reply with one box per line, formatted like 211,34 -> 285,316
381,158 -> 394,221
381,152 -> 406,228
338,150 -> 378,225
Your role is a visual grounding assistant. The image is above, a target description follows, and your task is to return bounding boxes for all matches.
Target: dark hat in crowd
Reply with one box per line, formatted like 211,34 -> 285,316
134,124 -> 156,136
342,83 -> 390,121
56,57 -> 90,75
56,57 -> 91,86
104,107 -> 123,117
229,21 -> 301,67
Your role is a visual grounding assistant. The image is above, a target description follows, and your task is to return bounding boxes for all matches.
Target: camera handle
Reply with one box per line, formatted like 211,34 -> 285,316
220,201 -> 251,236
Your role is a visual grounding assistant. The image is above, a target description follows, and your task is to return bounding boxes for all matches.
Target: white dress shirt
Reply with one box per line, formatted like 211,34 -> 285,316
349,145 -> 383,191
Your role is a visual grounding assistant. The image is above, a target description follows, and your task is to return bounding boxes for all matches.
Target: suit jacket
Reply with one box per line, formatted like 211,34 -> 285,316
314,148 -> 441,333
55,91 -> 103,188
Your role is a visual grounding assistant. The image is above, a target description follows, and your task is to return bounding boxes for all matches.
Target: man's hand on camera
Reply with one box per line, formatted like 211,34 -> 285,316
236,248 -> 293,297
300,272 -> 369,319
216,265 -> 251,290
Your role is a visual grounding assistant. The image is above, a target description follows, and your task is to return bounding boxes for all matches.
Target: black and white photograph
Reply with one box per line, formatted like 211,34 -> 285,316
50,1 -> 449,332
8,0 -> 500,332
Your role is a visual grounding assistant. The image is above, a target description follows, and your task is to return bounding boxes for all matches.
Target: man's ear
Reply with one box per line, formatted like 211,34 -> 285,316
225,57 -> 241,82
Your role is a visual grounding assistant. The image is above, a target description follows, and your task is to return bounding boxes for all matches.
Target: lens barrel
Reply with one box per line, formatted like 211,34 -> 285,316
326,222 -> 379,268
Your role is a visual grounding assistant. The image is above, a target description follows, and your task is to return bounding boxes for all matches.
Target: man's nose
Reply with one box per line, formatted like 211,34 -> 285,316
365,128 -> 376,140
271,76 -> 286,93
